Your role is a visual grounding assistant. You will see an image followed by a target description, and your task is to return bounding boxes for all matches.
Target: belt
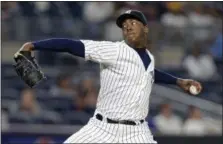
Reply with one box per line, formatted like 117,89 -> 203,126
96,113 -> 144,126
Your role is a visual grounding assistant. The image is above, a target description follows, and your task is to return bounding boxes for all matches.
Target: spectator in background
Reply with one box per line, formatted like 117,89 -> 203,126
83,2 -> 114,23
210,32 -> 222,61
143,4 -> 159,22
1,110 -> 9,131
34,2 -> 50,14
188,4 -> 215,41
182,106 -> 207,136
74,77 -> 98,112
18,2 -> 36,17
82,90 -> 98,115
74,94 -> 85,111
18,2 -> 40,40
15,89 -> 42,117
9,89 -> 61,123
80,77 -> 97,95
161,2 -> 188,29
49,73 -> 77,97
209,32 -> 223,75
63,2 -> 83,37
83,2 -> 115,39
83,90 -> 98,108
2,2 -> 20,41
183,42 -> 218,81
161,2 -> 188,44
154,103 -> 182,135
1,2 -> 19,20
66,2 -> 83,19
1,2 -> 11,40
104,15 -> 123,41
34,2 -> 51,35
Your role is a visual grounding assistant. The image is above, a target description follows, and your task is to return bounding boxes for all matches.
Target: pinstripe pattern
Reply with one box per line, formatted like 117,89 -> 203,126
64,118 -> 118,143
64,40 -> 157,143
87,41 -> 155,121
121,122 -> 157,143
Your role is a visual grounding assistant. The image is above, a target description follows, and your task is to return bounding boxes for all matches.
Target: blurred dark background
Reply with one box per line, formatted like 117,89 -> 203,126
1,1 -> 222,144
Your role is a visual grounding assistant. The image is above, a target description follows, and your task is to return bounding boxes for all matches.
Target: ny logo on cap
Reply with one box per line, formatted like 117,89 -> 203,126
125,10 -> 132,14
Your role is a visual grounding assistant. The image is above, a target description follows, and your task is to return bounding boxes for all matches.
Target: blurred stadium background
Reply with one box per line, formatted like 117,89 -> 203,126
1,1 -> 222,144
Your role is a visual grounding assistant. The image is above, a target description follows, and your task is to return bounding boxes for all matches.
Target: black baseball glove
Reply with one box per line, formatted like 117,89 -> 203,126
13,51 -> 46,88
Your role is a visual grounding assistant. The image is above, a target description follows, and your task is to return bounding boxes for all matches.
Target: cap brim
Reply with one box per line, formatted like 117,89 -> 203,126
116,13 -> 143,28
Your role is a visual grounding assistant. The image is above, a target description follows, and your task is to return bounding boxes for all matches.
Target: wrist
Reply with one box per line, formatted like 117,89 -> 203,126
176,78 -> 183,86
20,42 -> 34,52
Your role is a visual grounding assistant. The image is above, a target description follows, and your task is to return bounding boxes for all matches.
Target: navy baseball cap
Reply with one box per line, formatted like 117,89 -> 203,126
116,10 -> 148,28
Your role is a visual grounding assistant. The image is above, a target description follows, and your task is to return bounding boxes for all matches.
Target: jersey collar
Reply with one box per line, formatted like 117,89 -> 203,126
122,41 -> 147,51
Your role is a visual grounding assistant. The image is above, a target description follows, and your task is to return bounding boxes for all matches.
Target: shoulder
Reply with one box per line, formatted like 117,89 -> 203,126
80,40 -> 121,46
200,54 -> 212,60
172,115 -> 183,122
154,114 -> 163,121
184,55 -> 195,61
80,40 -> 125,53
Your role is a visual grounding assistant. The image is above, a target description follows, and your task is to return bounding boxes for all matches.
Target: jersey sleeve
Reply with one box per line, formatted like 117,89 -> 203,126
80,40 -> 119,65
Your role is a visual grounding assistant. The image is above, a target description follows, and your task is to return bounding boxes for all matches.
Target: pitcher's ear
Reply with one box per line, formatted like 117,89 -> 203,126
144,27 -> 149,33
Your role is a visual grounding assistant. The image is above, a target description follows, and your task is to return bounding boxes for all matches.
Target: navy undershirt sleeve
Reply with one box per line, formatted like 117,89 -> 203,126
32,38 -> 85,58
154,69 -> 178,84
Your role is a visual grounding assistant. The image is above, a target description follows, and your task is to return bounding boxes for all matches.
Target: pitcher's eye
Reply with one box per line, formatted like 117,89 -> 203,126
132,22 -> 136,25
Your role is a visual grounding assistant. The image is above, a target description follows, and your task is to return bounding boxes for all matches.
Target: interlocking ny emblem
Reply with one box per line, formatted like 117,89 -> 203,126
125,10 -> 132,14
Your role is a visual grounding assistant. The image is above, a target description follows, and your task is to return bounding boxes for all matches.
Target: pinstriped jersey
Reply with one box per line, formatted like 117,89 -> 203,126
81,40 -> 155,121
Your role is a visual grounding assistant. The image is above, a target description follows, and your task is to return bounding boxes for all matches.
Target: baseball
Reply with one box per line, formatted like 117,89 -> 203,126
189,85 -> 199,95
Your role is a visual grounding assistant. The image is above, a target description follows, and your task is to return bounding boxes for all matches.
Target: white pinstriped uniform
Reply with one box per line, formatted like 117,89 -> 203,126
64,40 -> 157,143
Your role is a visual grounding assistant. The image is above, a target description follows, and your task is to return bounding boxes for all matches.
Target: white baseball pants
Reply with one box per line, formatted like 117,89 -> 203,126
64,117 -> 157,143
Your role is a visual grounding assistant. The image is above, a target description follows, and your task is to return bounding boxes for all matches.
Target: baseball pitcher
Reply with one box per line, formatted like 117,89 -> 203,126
14,10 -> 202,143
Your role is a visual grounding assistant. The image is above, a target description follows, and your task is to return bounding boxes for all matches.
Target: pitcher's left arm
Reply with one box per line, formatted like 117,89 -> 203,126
154,69 -> 202,95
